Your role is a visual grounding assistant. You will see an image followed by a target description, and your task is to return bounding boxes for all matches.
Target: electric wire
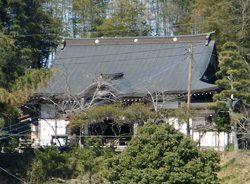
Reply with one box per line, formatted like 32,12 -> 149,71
43,43 -> 191,109
0,51 -> 189,140
57,54 -> 189,120
40,44 -> 198,113
1,115 -> 40,131
0,43 -> 209,68
54,52 -> 190,65
46,45 -> 190,97
0,54 -> 187,140
0,42 -> 199,129
52,50 -> 211,66
0,129 -> 31,141
0,166 -> 27,184
0,2 -> 243,143
54,43 -> 204,61
0,43 -> 209,139
2,16 -> 245,37
51,45 -> 190,101
5,124 -> 30,133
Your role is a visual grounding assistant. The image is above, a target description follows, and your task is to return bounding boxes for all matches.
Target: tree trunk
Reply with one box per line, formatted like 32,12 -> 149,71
88,167 -> 92,184
232,121 -> 239,152
229,100 -> 238,152
217,132 -> 220,152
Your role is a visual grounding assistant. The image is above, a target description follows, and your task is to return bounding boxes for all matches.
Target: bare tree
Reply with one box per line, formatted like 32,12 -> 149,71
233,105 -> 250,149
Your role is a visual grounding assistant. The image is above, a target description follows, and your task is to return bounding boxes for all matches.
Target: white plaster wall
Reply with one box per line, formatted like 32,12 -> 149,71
194,132 -> 215,147
38,116 -> 231,150
39,119 -> 70,146
168,118 -> 187,135
167,118 -> 231,151
193,131 -> 229,151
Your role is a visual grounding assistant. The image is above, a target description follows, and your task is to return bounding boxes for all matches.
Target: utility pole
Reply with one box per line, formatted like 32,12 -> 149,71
187,44 -> 193,137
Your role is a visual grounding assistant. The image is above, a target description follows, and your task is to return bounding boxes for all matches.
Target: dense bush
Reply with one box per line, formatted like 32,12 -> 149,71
104,122 -> 220,184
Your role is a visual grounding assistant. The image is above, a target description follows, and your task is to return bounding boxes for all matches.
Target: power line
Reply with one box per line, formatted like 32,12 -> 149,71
57,54 -> 189,119
76,17 -> 244,34
0,133 -> 32,137
124,56 -> 189,93
54,44 -> 200,61
36,47 -> 190,120
2,16 -> 245,37
54,53 -> 190,65
0,129 -> 30,141
50,46 -> 190,98
1,115 -> 40,131
0,43 -> 204,140
0,54 -> 187,140
0,166 -> 27,184
6,124 -> 30,133
4,33 -> 58,37
34,52 -> 188,123
53,45 -> 208,67
0,43 -> 211,68
43,44 -> 190,99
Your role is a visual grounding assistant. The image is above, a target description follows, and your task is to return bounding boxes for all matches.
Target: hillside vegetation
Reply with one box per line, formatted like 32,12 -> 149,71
41,149 -> 250,184
218,150 -> 250,184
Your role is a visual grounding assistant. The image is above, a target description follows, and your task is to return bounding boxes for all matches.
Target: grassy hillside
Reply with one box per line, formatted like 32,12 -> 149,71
218,150 -> 250,184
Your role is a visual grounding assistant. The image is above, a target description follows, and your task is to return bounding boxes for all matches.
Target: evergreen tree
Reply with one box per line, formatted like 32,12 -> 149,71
0,0 -> 60,68
0,32 -> 52,121
190,0 -> 250,56
74,148 -> 100,184
0,0 -> 57,140
230,0 -> 250,63
27,147 -> 70,183
146,0 -> 193,36
72,0 -> 109,38
105,122 -> 220,183
214,42 -> 250,107
43,0 -> 71,37
97,0 -> 150,37
213,41 -> 250,151
190,0 -> 232,46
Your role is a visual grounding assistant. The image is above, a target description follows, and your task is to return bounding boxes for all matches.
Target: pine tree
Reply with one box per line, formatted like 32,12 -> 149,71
213,41 -> 250,151
214,42 -> 250,106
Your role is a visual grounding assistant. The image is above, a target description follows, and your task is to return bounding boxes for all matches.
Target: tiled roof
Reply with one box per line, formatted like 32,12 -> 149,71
36,34 -> 218,98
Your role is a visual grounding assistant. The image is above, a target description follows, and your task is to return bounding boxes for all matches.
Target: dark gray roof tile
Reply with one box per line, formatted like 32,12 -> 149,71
37,35 -> 217,97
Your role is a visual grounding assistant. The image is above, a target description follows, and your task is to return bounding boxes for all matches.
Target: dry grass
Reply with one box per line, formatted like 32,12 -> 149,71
218,150 -> 250,184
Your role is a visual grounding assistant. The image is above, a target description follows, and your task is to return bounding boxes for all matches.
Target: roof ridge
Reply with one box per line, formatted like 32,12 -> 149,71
62,32 -> 215,40
62,32 -> 215,46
